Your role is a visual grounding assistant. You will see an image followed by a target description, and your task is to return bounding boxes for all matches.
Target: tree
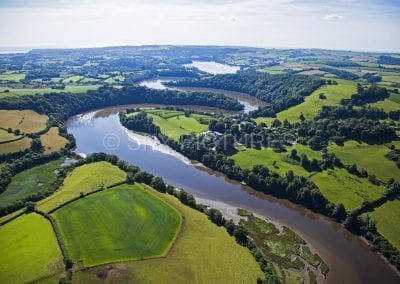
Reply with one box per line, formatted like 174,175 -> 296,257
233,226 -> 248,245
31,138 -> 43,152
208,208 -> 224,226
299,113 -> 305,122
151,177 -> 167,192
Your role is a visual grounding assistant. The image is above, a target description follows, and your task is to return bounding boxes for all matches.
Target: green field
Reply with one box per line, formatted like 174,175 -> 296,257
232,146 -> 386,210
53,184 -> 182,267
0,85 -> 102,96
255,79 -> 357,125
232,145 -> 321,177
0,72 -> 25,82
0,158 -> 64,209
364,198 -> 400,250
368,98 -> 400,113
329,140 -> 400,182
0,213 -> 64,283
146,110 -> 210,141
73,184 -> 263,283
62,75 -> 85,83
310,168 -> 386,211
38,161 -> 126,212
388,93 -> 400,103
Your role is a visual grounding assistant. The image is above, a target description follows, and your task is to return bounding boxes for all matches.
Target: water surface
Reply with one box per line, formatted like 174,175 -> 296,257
183,61 -> 240,74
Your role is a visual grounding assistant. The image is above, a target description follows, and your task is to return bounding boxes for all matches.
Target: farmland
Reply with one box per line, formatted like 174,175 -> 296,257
364,198 -> 400,250
0,128 -> 21,143
0,158 -> 64,209
255,80 -> 357,125
328,140 -> 400,182
0,85 -> 102,96
0,136 -> 32,154
73,184 -> 264,283
232,146 -> 386,211
146,110 -> 211,141
0,109 -> 48,133
0,213 -> 63,283
40,127 -> 68,154
310,168 -> 386,211
53,184 -> 182,267
37,161 -> 126,212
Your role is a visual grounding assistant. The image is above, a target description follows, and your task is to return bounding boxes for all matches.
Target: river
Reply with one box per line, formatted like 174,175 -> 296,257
183,61 -> 240,74
66,107 -> 400,284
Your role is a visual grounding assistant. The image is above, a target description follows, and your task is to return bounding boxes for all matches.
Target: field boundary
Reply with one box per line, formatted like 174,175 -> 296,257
0,209 -> 26,226
0,135 -> 25,145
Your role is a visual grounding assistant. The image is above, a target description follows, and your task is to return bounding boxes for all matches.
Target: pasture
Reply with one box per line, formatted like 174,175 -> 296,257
0,213 -> 64,283
364,198 -> 400,250
232,145 -> 321,177
72,184 -> 263,283
147,110 -> 210,141
255,79 -> 357,124
0,72 -> 25,82
0,136 -> 32,154
53,184 -> 182,267
37,161 -> 126,212
0,85 -> 102,96
40,127 -> 68,154
0,109 -> 48,133
310,168 -> 386,211
328,140 -> 400,182
0,158 -> 64,209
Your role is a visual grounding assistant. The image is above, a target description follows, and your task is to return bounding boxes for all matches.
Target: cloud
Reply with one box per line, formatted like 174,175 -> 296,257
324,13 -> 344,20
222,15 -> 240,22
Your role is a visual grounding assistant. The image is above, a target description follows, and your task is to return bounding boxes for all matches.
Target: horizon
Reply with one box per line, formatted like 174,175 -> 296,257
0,0 -> 399,53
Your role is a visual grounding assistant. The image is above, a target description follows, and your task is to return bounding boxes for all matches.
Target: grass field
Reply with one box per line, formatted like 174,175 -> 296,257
53,184 -> 182,267
0,85 -> 101,96
0,109 -> 48,133
73,184 -> 263,283
232,145 -> 321,177
0,128 -> 21,143
0,158 -> 64,209
310,168 -> 386,211
0,72 -> 25,82
62,75 -> 85,83
389,93 -> 400,103
255,79 -> 357,125
382,75 -> 400,84
364,198 -> 400,250
146,110 -> 210,141
368,98 -> 400,113
232,146 -> 386,211
0,213 -> 64,283
328,140 -> 400,182
38,161 -> 126,212
41,127 -> 68,154
0,136 -> 32,154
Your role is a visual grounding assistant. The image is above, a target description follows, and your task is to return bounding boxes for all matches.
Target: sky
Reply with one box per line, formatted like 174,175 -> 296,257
0,0 -> 399,52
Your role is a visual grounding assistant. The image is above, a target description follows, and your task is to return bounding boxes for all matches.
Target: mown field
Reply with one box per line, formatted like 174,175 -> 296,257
0,213 -> 64,283
37,161 -> 126,212
53,183 -> 182,267
0,136 -> 32,154
364,198 -> 400,250
255,79 -> 357,125
232,146 -> 386,211
0,158 -> 64,209
40,127 -> 68,154
329,140 -> 400,182
0,129 -> 21,143
146,110 -> 211,141
0,109 -> 48,133
73,184 -> 264,283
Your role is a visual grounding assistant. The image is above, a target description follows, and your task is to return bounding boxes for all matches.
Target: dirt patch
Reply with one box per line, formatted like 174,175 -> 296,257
95,264 -> 128,281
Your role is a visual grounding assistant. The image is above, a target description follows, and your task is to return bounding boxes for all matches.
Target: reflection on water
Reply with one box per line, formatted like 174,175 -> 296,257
183,61 -> 240,74
66,109 -> 399,284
